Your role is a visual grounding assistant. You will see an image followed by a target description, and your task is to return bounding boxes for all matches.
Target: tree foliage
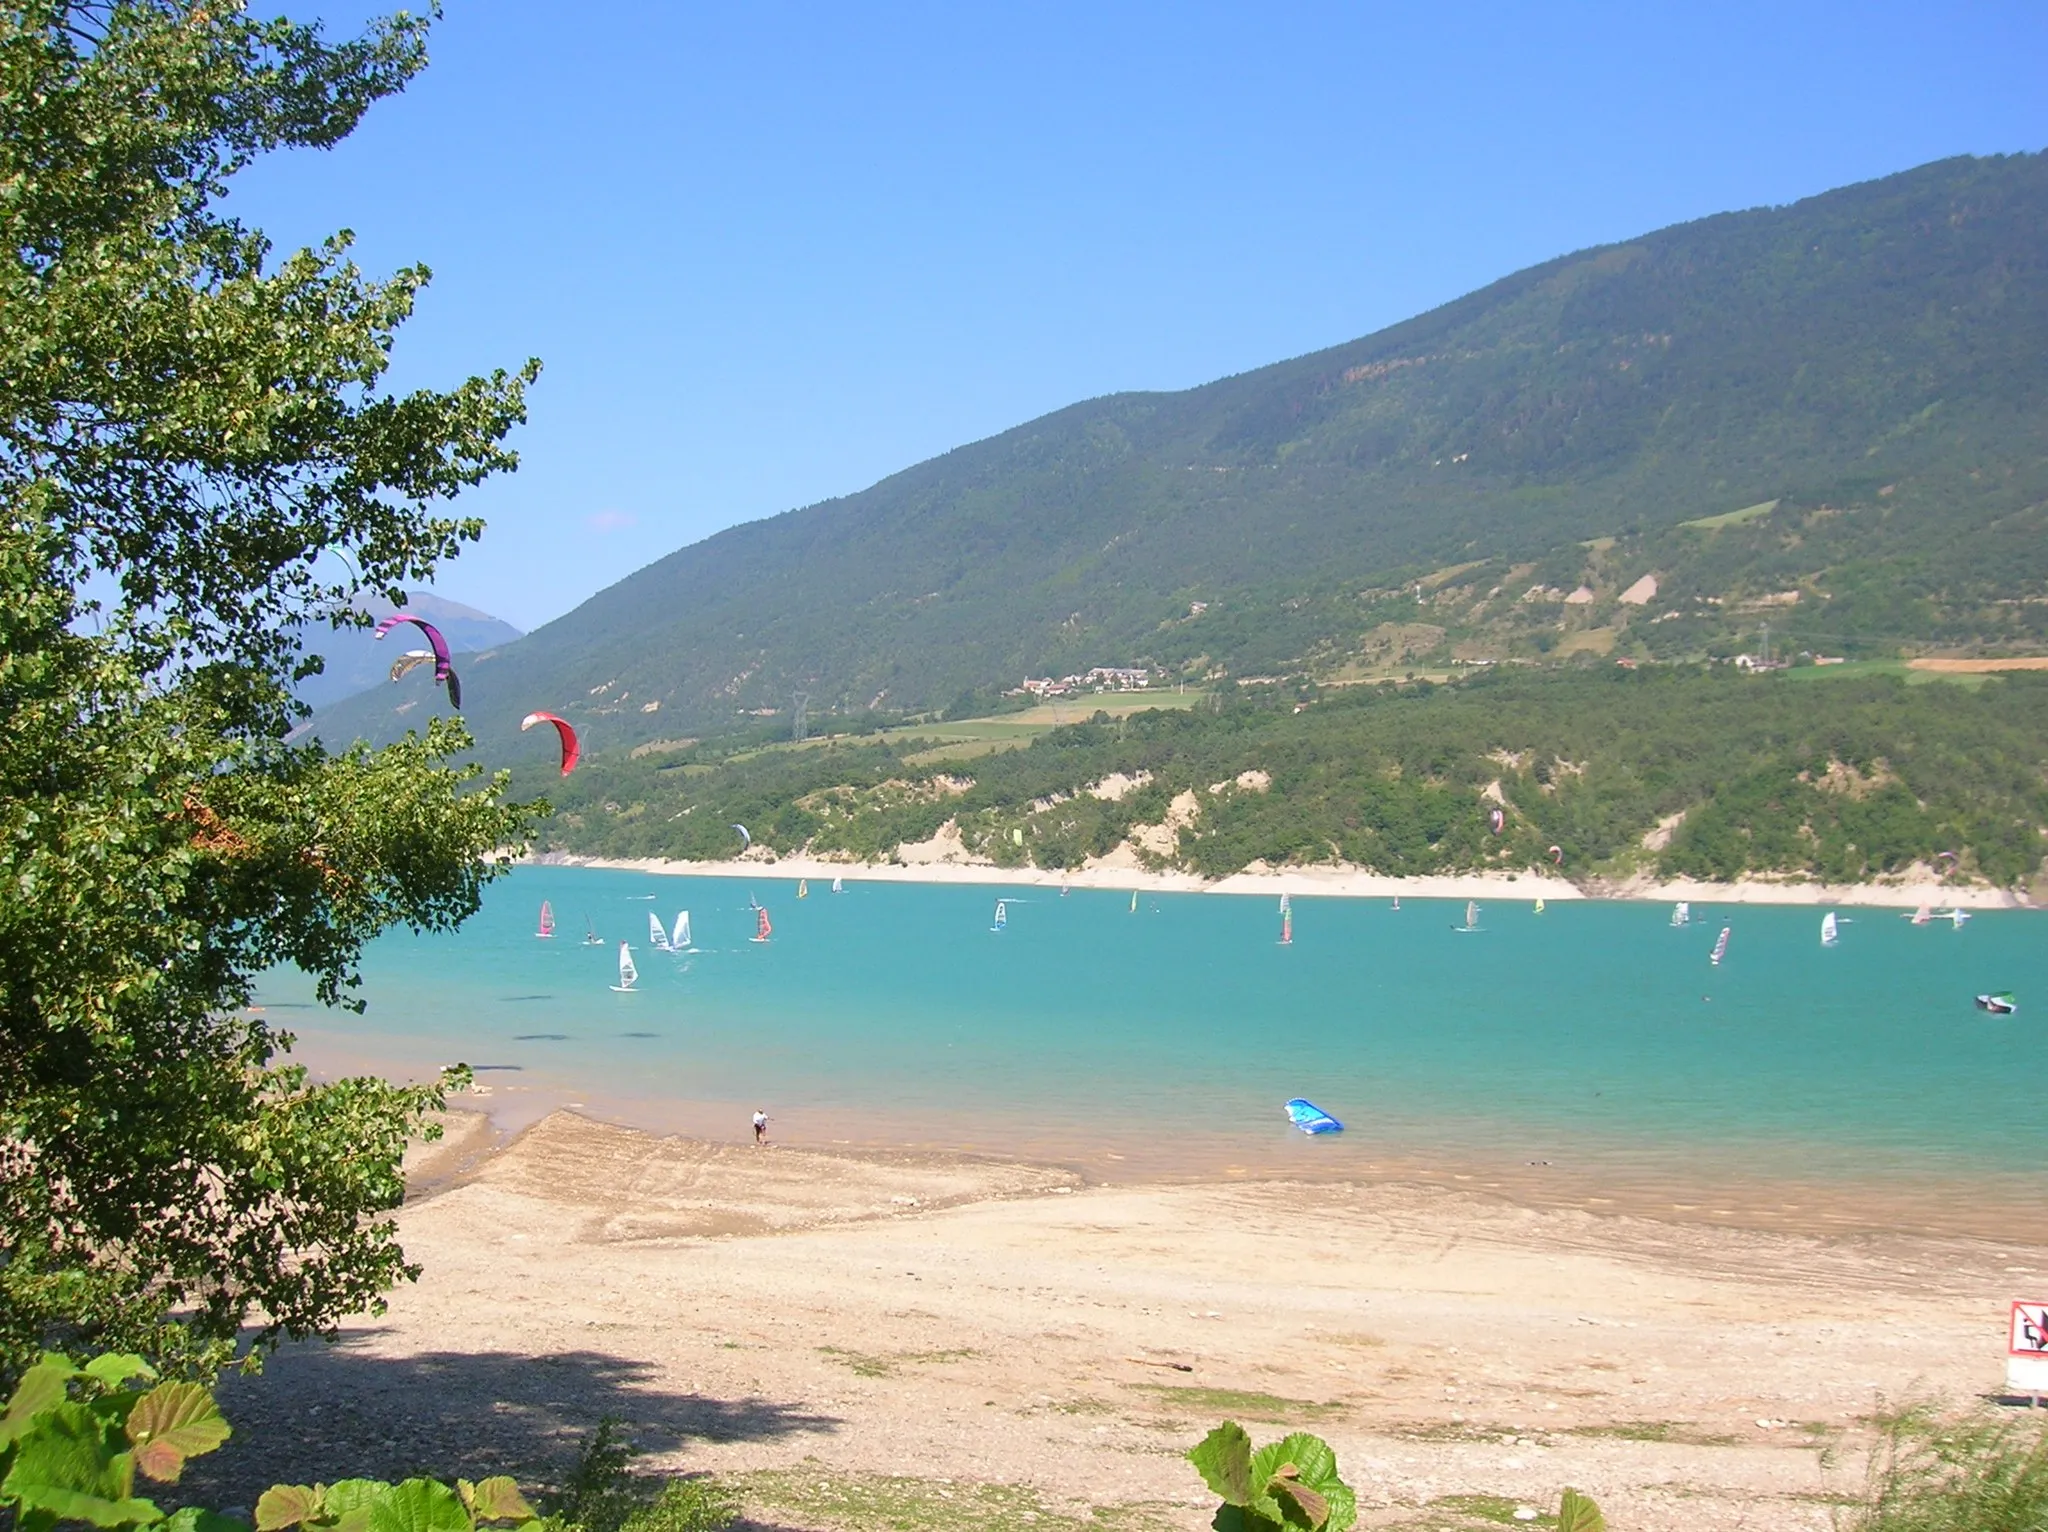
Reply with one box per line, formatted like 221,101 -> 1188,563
0,1 -> 540,1381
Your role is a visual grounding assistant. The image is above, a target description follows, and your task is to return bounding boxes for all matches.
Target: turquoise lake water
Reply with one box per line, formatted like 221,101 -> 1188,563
258,867 -> 2048,1230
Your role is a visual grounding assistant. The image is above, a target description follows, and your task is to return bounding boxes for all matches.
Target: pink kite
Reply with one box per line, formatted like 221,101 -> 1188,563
374,613 -> 461,709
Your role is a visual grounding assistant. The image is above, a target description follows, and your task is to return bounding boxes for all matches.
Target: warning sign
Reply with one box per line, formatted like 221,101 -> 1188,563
2009,1303 -> 2048,1397
2015,1304 -> 2048,1356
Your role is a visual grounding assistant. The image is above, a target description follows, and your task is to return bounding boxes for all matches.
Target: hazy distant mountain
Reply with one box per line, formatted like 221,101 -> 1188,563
294,592 -> 522,712
313,151 -> 2048,757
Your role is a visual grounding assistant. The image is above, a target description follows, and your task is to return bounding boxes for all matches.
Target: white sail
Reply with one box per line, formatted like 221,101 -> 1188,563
1820,911 -> 1838,947
1532,896 -> 1545,914
648,911 -> 669,950
1671,901 -> 1690,927
616,942 -> 638,990
1909,904 -> 1932,925
1465,900 -> 1479,929
992,898 -> 1007,930
1710,926 -> 1730,966
672,910 -> 691,949
1279,893 -> 1291,914
831,875 -> 844,894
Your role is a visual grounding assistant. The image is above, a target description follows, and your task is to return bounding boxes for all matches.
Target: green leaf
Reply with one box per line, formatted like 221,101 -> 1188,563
1316,1482 -> 1356,1532
255,1485 -> 323,1531
324,1481 -> 397,1515
6,1482 -> 163,1529
1249,1433 -> 1351,1532
3,1357 -> 81,1447
366,1479 -> 474,1532
1249,1434 -> 1338,1490
164,1509 -> 251,1532
1211,1507 -> 1284,1532
1189,1422 -> 1256,1505
321,1479 -> 397,1532
4,1401 -> 135,1499
83,1358 -> 158,1392
1556,1489 -> 1606,1532
2,1401 -> 160,1528
460,1478 -> 534,1523
126,1384 -> 231,1483
1268,1478 -> 1329,1530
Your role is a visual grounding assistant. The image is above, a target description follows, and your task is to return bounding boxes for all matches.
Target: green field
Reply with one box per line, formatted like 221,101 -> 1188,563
1783,659 -> 1994,689
887,692 -> 1207,764
1680,498 -> 1779,530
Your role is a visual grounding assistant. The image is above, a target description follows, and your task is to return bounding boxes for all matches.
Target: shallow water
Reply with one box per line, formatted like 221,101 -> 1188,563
259,867 -> 2048,1237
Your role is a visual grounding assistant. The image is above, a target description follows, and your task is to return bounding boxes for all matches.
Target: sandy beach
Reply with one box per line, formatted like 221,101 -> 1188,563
191,1110 -> 2044,1532
533,852 -> 2036,912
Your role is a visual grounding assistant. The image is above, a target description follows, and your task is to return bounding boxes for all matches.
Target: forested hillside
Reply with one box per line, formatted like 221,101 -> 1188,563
313,152 -> 2048,758
528,670 -> 2048,891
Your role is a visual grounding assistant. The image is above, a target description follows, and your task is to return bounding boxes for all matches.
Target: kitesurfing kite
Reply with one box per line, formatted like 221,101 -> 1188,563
1548,844 -> 1563,865
388,649 -> 436,684
1488,806 -> 1505,835
731,823 -> 752,849
373,613 -> 461,708
520,711 -> 580,775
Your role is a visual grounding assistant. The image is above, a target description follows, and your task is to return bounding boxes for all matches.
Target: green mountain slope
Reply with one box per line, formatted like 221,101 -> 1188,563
317,151 -> 2048,755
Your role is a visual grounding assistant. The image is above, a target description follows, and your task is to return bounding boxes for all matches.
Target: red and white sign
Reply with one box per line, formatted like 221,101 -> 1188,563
2008,1303 -> 2048,1396
2012,1303 -> 2048,1355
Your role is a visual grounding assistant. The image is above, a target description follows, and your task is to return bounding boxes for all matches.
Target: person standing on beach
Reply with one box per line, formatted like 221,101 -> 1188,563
752,1109 -> 769,1146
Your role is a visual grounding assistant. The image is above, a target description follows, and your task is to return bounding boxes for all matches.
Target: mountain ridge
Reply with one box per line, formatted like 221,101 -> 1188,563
315,150 -> 2048,755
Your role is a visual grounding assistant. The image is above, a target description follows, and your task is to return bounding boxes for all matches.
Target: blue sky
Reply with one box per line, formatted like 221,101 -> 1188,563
234,1 -> 2048,631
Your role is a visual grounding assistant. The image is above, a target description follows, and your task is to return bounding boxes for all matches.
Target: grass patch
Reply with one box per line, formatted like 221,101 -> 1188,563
1431,1493 -> 1554,1526
816,1345 -> 979,1378
900,737 -> 1033,765
1128,1384 -> 1346,1422
816,1346 -> 895,1377
1387,1419 -> 1508,1442
1379,1496 -> 1553,1532
1564,1419 -> 1742,1446
1682,498 -> 1779,530
736,1466 -> 1173,1532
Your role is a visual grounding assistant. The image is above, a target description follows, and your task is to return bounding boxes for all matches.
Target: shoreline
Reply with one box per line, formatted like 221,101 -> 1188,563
369,1069 -> 2048,1246
526,850 -> 2034,910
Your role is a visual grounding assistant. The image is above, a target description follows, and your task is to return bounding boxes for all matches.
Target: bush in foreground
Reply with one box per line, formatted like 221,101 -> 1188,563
1847,1409 -> 2048,1532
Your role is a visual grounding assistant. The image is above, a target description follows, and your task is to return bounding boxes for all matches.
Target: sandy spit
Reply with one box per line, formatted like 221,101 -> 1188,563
191,1110 -> 2044,1532
529,852 -> 2033,910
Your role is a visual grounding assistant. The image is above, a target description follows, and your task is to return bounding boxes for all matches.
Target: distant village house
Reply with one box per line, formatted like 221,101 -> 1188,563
1014,666 -> 1155,698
